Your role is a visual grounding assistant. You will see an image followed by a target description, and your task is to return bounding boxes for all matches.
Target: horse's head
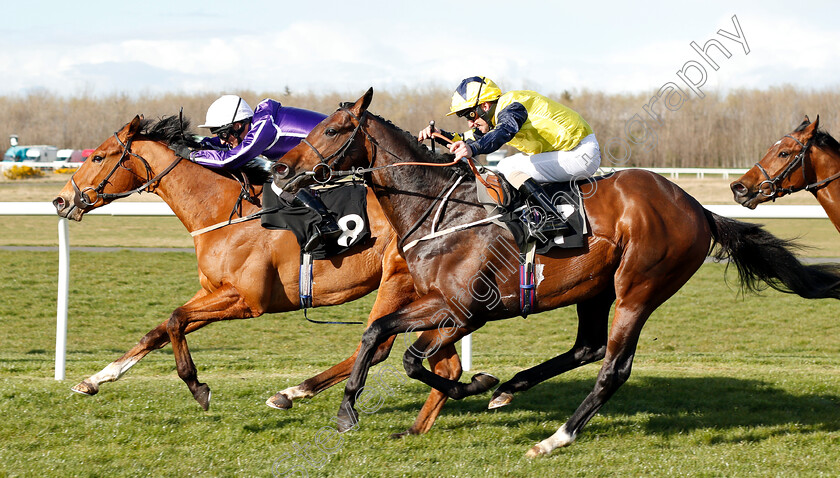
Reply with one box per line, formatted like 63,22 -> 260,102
731,115 -> 821,208
54,115 -> 185,221
272,88 -> 374,195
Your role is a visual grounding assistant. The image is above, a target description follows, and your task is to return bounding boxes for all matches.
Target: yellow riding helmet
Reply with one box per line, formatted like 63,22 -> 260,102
447,76 -> 503,116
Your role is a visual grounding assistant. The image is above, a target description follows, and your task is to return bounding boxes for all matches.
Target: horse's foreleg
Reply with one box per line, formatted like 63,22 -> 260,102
267,335 -> 398,409
489,290 -> 613,409
335,292 -> 450,432
166,284 -> 255,410
392,336 -> 462,438
401,326 -> 497,400
72,316 -> 212,396
268,239 -> 417,409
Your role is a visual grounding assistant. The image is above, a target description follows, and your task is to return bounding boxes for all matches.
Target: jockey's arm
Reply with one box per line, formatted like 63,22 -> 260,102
190,115 -> 277,169
465,102 -> 527,156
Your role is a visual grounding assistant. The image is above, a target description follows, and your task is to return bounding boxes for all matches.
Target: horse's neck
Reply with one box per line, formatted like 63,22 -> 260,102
811,146 -> 840,232
138,143 -> 248,233
367,125 -> 478,238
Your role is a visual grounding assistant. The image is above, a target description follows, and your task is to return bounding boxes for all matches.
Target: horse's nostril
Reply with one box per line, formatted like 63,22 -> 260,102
731,183 -> 747,196
53,197 -> 65,211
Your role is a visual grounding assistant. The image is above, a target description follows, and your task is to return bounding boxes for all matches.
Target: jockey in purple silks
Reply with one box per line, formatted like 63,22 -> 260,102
191,95 -> 339,251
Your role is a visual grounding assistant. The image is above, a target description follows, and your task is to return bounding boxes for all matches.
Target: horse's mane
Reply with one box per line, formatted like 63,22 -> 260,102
793,120 -> 840,153
353,107 -> 472,177
139,115 -> 189,145
136,115 -> 271,184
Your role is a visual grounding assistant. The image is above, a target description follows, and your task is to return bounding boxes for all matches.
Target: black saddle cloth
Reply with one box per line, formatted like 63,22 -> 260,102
261,183 -> 371,260
495,176 -> 601,254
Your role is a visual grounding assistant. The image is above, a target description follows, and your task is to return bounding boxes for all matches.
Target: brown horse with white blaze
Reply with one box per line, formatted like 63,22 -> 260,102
273,89 -> 840,457
52,114 -> 462,437
731,115 -> 840,232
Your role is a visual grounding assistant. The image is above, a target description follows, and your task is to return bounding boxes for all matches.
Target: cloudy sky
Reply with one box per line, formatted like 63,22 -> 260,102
2,0 -> 839,97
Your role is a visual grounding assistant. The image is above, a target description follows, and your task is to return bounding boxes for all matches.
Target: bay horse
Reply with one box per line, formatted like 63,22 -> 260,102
731,115 -> 840,232
273,89 -> 840,457
52,115 -> 464,437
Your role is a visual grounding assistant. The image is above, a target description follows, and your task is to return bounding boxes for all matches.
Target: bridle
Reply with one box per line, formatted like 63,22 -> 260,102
71,132 -> 182,208
286,107 -> 490,191
754,133 -> 840,198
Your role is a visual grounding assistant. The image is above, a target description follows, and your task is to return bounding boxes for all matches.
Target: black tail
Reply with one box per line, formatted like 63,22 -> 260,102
704,209 -> 840,299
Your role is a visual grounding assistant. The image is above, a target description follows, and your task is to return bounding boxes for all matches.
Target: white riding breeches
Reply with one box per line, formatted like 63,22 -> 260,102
496,134 -> 601,184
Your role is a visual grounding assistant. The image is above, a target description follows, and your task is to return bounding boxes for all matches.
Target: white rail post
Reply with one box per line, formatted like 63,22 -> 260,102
55,218 -> 69,380
461,333 -> 472,371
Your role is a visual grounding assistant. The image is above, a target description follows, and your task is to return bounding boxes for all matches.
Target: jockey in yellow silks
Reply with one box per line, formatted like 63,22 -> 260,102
419,76 -> 601,236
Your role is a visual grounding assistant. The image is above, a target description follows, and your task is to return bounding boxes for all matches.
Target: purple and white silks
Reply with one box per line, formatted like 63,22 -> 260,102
191,99 -> 326,169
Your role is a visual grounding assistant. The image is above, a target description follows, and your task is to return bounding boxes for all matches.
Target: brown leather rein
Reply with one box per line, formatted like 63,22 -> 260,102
71,132 -> 183,208
292,109 -> 495,193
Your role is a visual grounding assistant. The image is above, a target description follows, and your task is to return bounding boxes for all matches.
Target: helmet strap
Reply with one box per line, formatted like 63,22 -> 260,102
230,97 -> 243,125
478,101 -> 496,126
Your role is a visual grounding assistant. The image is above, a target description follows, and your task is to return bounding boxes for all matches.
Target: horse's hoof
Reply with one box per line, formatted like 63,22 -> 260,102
335,407 -> 359,433
525,444 -> 549,459
194,383 -> 211,411
488,391 -> 513,409
266,392 -> 293,410
71,380 -> 99,396
471,372 -> 500,393
389,430 -> 410,440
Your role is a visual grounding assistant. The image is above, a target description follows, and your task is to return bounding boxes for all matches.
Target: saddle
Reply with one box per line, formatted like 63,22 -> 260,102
261,182 -> 371,260
475,171 -> 590,255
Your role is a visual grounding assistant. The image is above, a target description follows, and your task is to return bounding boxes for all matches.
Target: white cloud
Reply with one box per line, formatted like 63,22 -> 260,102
3,8 -> 840,97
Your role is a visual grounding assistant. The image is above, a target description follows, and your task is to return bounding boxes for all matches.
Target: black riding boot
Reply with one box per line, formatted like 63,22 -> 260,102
518,178 -> 572,237
294,189 -> 342,252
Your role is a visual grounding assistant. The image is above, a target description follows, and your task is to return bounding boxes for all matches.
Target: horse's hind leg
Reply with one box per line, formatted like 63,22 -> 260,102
526,242 -> 704,457
526,299 -> 649,457
489,289 -> 613,409
266,335 -> 398,408
73,318 -> 212,395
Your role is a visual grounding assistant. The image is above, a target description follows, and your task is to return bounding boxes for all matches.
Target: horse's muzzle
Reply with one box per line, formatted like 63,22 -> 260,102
53,195 -> 83,221
730,181 -> 759,209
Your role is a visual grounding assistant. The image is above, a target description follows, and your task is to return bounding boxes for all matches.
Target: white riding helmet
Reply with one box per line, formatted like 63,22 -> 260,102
198,95 -> 254,129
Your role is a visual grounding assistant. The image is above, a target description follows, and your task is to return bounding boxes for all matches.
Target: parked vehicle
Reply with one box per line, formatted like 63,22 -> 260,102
3,146 -> 29,162
57,149 -> 91,164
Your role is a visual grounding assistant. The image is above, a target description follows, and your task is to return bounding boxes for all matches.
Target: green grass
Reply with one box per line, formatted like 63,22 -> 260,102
1,250 -> 839,477
3,215 -> 840,256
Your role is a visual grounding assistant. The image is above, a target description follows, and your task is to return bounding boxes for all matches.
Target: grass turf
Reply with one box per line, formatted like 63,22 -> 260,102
0,250 -> 838,477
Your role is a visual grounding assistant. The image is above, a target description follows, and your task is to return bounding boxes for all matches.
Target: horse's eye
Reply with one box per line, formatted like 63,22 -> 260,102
91,155 -> 104,163
325,128 -> 338,137
779,151 -> 789,158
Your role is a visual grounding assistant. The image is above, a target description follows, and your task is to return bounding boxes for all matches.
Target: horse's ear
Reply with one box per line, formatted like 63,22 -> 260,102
126,115 -> 143,139
801,115 -> 820,137
349,88 -> 374,117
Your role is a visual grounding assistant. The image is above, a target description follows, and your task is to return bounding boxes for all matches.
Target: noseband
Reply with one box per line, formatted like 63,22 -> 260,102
71,132 -> 182,208
753,134 -> 815,198
296,109 -> 373,186
753,132 -> 840,197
